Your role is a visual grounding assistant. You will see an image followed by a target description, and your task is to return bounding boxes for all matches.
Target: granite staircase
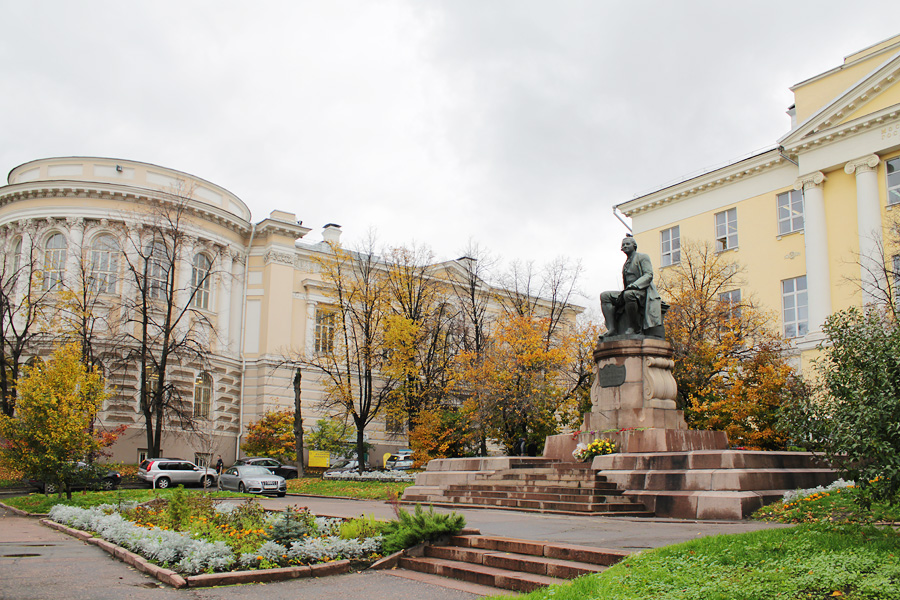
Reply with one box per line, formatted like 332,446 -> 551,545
399,534 -> 630,594
402,458 -> 653,517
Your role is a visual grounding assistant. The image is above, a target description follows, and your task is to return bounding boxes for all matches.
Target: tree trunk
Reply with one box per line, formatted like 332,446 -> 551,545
292,368 -> 305,477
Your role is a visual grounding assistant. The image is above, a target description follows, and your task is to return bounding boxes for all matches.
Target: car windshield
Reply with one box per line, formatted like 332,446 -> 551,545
330,459 -> 353,469
240,466 -> 275,476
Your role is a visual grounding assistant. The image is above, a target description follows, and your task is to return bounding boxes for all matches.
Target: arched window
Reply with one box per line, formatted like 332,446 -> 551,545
43,233 -> 67,290
146,240 -> 170,300
89,234 -> 120,294
191,254 -> 212,310
9,237 -> 22,274
193,371 -> 212,418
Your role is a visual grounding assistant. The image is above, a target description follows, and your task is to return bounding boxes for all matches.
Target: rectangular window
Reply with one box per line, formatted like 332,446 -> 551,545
715,208 -> 738,251
718,289 -> 742,322
887,157 -> 900,206
385,413 -> 406,435
777,189 -> 804,235
315,308 -> 336,353
893,255 -> 900,304
782,276 -> 808,338
194,453 -> 212,468
660,226 -> 681,267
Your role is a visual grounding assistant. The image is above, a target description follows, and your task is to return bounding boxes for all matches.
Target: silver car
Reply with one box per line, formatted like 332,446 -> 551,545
218,465 -> 287,496
137,458 -> 217,489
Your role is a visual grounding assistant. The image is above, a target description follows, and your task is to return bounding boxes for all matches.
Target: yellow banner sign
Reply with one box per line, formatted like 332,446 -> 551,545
308,450 -> 331,468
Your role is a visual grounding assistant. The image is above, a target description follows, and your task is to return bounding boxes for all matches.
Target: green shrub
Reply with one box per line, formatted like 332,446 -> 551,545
339,514 -> 387,541
381,504 -> 465,554
266,505 -> 319,544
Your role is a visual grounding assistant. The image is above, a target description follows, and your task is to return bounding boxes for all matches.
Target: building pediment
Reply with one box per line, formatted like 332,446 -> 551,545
779,49 -> 900,156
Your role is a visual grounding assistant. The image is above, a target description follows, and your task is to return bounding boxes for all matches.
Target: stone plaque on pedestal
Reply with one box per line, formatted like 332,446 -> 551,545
583,336 -> 685,433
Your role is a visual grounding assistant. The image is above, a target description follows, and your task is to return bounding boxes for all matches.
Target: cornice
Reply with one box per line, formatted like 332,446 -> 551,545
618,149 -> 788,217
780,50 -> 900,153
254,217 -> 311,240
781,104 -> 900,156
0,181 -> 252,237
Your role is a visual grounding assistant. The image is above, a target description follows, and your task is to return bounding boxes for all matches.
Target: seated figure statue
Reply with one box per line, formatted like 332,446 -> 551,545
600,234 -> 665,339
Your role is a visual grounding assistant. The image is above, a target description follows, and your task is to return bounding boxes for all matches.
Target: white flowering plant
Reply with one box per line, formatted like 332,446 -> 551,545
49,499 -> 385,575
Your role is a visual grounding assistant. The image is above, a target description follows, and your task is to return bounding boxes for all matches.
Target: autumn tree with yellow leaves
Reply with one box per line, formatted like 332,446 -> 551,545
455,313 -> 581,455
0,343 -> 120,499
659,241 -> 804,449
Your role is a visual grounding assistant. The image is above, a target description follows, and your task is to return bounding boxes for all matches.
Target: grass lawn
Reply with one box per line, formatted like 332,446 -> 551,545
488,523 -> 900,600
1,488 -> 252,514
285,476 -> 413,500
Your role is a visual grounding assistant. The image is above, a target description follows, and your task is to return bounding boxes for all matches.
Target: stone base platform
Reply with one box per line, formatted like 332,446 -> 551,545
591,449 -> 837,520
544,428 -> 728,461
401,457 -> 653,517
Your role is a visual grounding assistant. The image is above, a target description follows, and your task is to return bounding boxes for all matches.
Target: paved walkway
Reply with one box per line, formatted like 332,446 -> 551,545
0,495 -> 784,599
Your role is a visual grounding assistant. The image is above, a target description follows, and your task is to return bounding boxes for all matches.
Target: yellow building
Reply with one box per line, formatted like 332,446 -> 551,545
618,34 -> 900,361
0,156 -> 575,466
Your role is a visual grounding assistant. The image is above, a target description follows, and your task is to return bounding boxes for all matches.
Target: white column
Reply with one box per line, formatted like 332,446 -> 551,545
216,247 -> 233,351
15,220 -> 35,304
65,217 -> 85,289
177,236 -> 196,310
844,154 -> 883,304
305,300 -> 317,357
796,172 -> 831,334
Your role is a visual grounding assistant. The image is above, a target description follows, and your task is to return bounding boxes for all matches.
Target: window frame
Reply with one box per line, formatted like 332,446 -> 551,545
781,275 -> 809,339
776,189 -> 805,236
718,289 -> 742,324
42,232 -> 68,291
190,253 -> 212,310
193,371 -> 213,419
89,233 -> 120,295
715,208 -> 738,252
660,226 -> 681,267
887,157 -> 900,206
146,240 -> 170,300
315,307 -> 336,354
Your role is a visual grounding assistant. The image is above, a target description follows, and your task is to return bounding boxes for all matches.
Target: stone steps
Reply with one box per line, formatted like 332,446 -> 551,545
398,535 -> 629,593
403,459 -> 656,517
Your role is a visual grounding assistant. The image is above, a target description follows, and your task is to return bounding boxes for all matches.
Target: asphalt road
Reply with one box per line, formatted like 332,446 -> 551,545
0,495 -> 783,599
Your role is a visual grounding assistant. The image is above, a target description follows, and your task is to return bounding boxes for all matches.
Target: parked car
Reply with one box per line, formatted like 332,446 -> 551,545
324,458 -> 361,475
231,457 -> 299,479
137,458 -> 217,489
27,462 -> 121,493
218,465 -> 287,496
385,450 -> 414,471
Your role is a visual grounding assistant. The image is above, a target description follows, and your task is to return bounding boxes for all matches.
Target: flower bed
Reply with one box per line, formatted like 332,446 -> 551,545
323,469 -> 415,482
49,498 -> 383,576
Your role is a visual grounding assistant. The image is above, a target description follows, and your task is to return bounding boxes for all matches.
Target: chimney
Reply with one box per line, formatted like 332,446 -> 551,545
322,223 -> 342,245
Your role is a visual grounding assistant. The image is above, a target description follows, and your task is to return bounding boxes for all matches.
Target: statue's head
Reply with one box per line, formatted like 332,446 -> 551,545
621,235 -> 637,254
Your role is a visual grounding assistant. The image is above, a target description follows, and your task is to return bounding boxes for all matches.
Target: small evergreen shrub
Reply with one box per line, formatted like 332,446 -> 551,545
381,504 -> 465,554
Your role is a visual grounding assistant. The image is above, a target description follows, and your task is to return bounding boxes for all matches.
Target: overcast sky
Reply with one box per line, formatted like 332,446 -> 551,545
2,1 -> 899,313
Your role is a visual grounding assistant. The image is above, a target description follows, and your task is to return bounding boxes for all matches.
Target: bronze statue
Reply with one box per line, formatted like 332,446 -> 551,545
600,235 -> 665,339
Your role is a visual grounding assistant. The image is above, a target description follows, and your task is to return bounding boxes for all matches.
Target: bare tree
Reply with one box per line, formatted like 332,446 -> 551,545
292,368 -> 305,477
498,255 -> 583,349
0,226 -> 55,417
850,214 -> 900,317
116,186 -> 220,458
